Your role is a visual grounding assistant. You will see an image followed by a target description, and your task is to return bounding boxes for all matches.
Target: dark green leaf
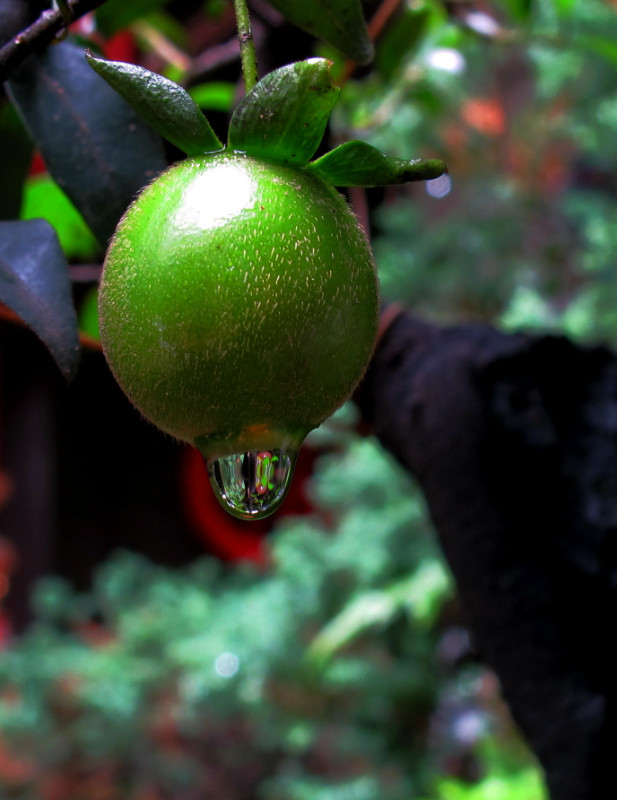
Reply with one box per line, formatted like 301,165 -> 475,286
228,58 -> 339,167
6,40 -> 167,248
86,53 -> 223,157
502,0 -> 532,22
266,0 -> 374,65
0,101 -> 33,220
0,219 -> 80,380
375,7 -> 432,80
308,140 -> 447,187
576,34 -> 617,67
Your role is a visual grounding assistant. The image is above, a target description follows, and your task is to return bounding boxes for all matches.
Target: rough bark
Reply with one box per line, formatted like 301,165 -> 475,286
354,311 -> 617,800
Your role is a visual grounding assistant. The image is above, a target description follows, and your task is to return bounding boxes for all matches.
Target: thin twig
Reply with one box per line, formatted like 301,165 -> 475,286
0,0 -> 108,82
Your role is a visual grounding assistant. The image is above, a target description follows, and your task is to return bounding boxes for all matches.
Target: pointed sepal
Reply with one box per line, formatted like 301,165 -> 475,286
228,58 -> 339,167
308,140 -> 448,187
85,52 -> 223,157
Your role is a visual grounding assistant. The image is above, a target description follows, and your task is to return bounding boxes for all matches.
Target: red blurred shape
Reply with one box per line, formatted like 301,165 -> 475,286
462,98 -> 506,137
29,152 -> 46,176
104,31 -> 138,63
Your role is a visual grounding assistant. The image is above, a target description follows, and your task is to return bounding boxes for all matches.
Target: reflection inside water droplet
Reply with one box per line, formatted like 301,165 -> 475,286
207,448 -> 298,520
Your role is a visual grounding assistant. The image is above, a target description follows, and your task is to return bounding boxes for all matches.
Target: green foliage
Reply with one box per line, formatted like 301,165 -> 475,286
89,53 -> 446,189
188,81 -> 236,113
20,174 -> 99,262
425,768 -> 545,800
330,0 -> 617,341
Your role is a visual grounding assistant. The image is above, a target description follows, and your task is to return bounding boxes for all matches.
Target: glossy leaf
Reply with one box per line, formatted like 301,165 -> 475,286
266,0 -> 374,65
6,40 -> 167,248
86,53 -> 223,156
0,219 -> 80,379
308,140 -> 448,187
228,58 -> 339,166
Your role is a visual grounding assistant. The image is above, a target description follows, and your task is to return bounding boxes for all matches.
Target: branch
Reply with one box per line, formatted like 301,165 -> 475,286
354,309 -> 617,800
0,0 -> 108,83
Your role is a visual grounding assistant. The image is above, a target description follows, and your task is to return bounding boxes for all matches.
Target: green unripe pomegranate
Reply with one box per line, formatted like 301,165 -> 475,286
99,151 -> 378,518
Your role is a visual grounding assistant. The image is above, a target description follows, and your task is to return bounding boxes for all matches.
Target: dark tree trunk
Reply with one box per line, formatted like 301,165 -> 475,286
354,310 -> 617,800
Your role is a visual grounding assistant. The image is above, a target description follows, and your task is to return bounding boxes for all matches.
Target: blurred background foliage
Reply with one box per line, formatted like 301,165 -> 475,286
0,409 -> 545,799
2,0 -> 617,797
332,0 -> 617,340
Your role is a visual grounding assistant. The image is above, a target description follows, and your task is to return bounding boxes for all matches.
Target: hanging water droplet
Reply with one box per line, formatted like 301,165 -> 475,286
206,447 -> 298,520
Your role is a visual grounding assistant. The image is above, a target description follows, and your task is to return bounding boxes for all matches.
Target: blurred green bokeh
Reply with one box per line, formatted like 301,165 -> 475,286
20,173 -> 100,262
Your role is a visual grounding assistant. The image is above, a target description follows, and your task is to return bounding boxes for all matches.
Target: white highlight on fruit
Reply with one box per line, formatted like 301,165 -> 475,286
175,162 -> 256,230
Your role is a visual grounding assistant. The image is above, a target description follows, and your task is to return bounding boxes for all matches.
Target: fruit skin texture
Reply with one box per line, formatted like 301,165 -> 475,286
98,151 -> 378,459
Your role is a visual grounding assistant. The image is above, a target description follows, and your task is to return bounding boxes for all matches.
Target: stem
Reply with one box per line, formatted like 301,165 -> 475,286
233,0 -> 258,92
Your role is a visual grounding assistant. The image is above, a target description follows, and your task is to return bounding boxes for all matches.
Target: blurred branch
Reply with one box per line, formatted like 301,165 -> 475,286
187,36 -> 241,81
186,18 -> 270,83
130,19 -> 191,74
367,0 -> 404,41
0,0 -> 108,83
69,264 -> 103,282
